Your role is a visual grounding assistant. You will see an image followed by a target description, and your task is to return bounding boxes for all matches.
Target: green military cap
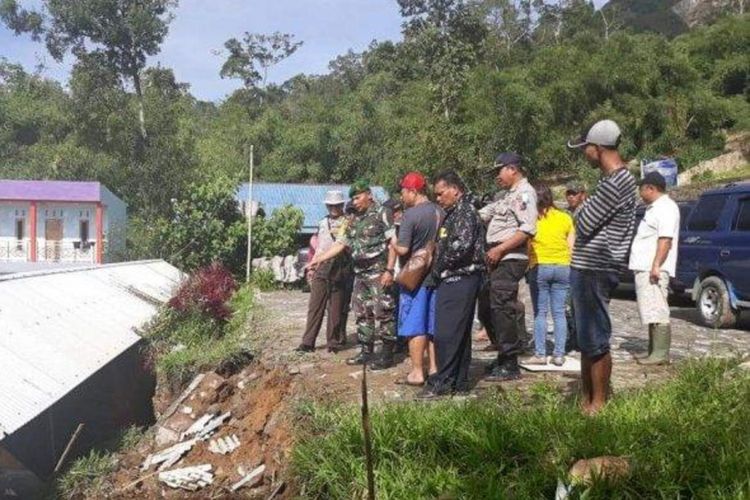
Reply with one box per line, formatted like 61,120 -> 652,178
348,179 -> 371,198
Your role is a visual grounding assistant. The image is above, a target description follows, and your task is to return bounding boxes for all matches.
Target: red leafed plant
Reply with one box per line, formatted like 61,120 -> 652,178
168,262 -> 238,321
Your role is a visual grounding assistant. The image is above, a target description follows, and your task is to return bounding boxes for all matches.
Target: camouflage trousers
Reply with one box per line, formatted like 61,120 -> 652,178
352,271 -> 396,345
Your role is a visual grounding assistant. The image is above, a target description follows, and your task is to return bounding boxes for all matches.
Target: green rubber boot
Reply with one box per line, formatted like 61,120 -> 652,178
634,324 -> 654,360
638,324 -> 671,365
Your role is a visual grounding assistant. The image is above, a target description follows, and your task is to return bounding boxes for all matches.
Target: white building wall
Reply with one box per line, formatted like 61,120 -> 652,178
35,203 -> 98,263
100,185 -> 127,262
0,202 -> 31,261
0,187 -> 127,264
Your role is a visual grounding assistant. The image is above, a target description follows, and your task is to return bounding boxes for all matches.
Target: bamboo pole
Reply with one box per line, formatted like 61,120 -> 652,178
245,144 -> 255,283
361,362 -> 375,500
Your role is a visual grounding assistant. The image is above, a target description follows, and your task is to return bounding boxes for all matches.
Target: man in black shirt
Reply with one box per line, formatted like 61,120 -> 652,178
418,171 -> 486,399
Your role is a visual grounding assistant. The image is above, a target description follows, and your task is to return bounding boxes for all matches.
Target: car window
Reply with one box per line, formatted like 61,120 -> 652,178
679,204 -> 694,231
687,195 -> 727,232
734,198 -> 750,231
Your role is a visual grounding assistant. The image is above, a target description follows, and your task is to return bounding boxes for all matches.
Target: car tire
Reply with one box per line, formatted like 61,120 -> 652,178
696,276 -> 739,329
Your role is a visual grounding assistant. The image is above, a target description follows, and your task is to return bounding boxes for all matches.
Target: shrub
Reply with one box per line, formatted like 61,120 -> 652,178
55,426 -> 144,499
157,177 -> 247,275
250,267 -> 277,291
253,204 -> 304,258
168,262 -> 238,323
145,282 -> 259,389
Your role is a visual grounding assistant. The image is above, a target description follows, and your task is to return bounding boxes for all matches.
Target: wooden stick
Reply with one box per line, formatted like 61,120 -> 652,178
114,470 -> 160,494
54,423 -> 85,473
266,481 -> 286,499
361,362 -> 375,500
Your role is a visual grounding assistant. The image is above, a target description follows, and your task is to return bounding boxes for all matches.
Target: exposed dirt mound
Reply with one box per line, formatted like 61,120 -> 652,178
106,365 -> 296,498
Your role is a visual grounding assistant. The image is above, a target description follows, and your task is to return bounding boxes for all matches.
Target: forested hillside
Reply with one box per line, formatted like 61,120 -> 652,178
1,1 -> 748,227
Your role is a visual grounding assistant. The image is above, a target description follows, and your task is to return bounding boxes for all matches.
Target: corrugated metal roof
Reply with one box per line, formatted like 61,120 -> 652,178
237,183 -> 389,233
0,260 -> 184,439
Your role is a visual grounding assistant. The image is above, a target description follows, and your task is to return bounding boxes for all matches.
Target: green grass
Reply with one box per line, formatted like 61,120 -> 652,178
54,426 -> 145,499
292,360 -> 750,499
143,284 -> 260,388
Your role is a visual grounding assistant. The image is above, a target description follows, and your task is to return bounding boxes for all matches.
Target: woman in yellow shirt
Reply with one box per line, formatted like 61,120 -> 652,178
527,184 -> 575,366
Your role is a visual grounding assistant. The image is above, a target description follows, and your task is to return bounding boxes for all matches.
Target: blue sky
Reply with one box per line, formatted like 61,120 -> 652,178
1,0 -> 607,102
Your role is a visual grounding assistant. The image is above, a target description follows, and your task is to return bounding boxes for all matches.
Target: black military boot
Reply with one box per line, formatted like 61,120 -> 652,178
484,356 -> 522,382
370,340 -> 396,371
346,342 -> 374,366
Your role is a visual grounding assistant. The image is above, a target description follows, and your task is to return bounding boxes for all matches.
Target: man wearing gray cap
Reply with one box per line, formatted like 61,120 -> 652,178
480,152 -> 538,382
567,119 -> 637,415
296,190 -> 353,353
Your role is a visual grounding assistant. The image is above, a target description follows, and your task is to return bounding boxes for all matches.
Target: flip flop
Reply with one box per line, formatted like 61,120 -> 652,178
395,378 -> 425,387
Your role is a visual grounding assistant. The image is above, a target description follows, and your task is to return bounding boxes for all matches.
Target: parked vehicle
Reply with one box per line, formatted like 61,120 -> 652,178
677,182 -> 750,328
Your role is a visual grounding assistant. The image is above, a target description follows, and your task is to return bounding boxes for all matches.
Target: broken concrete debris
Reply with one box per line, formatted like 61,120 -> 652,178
180,411 -> 231,441
141,438 -> 198,472
231,464 -> 266,492
158,464 -> 214,491
208,434 -> 241,455
143,412 -> 233,472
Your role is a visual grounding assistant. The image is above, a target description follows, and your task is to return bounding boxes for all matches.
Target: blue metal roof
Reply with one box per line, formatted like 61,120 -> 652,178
237,183 -> 389,234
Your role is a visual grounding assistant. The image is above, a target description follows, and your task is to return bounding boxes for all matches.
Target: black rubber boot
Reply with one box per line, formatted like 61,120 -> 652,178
346,342 -> 373,366
370,340 -> 396,371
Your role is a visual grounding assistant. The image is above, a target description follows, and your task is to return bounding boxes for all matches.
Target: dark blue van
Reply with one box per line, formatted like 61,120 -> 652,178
677,181 -> 750,328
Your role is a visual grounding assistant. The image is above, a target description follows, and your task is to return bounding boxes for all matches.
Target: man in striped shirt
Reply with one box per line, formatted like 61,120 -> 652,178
567,120 -> 637,415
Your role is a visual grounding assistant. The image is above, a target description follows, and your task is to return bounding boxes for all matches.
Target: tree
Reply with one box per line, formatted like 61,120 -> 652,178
220,31 -> 303,100
156,177 -> 247,273
1,0 -> 178,143
398,0 -> 487,119
0,0 -> 43,39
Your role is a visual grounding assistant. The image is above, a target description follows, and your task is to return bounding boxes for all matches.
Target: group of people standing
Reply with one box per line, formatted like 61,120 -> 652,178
298,118 -> 681,413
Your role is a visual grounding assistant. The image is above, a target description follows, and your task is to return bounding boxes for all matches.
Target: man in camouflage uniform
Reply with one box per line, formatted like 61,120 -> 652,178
309,180 -> 397,368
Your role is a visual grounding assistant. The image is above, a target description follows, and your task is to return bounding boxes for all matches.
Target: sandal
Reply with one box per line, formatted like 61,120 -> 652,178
395,378 -> 425,387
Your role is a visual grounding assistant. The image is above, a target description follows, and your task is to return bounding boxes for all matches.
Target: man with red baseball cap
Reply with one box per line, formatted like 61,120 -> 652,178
389,171 -> 442,384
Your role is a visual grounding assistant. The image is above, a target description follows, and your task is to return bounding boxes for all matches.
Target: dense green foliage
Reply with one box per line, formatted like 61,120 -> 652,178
1,3 -> 748,262
144,282 -> 259,389
293,359 -> 750,499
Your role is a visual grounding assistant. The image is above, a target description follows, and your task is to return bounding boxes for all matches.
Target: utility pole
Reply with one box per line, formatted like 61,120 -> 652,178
245,144 -> 254,283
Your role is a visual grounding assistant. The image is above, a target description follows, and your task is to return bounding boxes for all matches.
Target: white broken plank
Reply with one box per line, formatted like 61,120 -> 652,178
180,413 -> 214,440
231,464 -> 266,492
208,434 -> 241,455
141,438 -> 198,472
180,411 -> 231,441
197,412 -> 231,440
158,464 -> 213,492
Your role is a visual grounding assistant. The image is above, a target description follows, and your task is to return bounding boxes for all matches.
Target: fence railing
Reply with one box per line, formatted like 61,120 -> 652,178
0,240 -> 29,261
0,240 -> 104,263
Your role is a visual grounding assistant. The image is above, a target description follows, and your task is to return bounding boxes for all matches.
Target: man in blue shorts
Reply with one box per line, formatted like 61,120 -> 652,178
389,172 -> 441,385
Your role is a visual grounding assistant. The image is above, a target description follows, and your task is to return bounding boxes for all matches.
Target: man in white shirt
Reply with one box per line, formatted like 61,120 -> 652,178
628,171 -> 680,365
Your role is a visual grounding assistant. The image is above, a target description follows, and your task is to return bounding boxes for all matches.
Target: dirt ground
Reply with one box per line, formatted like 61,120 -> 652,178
101,283 -> 749,498
260,283 -> 750,403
